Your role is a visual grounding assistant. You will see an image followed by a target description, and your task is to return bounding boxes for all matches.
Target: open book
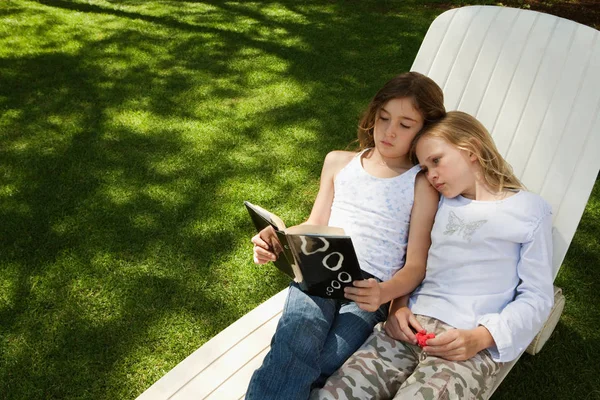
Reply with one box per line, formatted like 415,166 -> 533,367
244,201 -> 365,300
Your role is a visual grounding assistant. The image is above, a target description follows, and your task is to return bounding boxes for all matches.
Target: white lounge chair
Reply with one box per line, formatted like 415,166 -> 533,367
137,5 -> 600,399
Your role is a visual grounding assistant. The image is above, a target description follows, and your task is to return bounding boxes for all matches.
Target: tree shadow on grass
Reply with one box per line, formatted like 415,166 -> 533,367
0,47 -> 259,397
0,38 -> 304,395
5,1 -> 577,399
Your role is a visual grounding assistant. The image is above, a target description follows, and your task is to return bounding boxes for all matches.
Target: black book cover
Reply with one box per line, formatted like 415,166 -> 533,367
244,201 -> 364,300
286,234 -> 364,300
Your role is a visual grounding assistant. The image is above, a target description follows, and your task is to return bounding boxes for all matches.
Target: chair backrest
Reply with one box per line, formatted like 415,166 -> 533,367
411,5 -> 600,279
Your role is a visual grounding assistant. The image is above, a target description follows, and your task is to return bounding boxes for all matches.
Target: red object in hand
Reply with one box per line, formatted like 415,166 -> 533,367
415,330 -> 435,347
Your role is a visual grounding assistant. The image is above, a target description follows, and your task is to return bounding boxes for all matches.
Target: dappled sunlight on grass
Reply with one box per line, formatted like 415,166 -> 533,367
0,4 -> 441,397
3,0 -> 596,399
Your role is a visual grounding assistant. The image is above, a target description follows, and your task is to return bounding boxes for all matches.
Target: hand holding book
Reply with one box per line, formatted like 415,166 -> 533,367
250,223 -> 384,309
251,225 -> 283,264
343,278 -> 383,312
245,201 -> 365,300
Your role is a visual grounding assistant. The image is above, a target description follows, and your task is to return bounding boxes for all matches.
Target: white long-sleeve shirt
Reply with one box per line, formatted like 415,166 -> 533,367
409,191 -> 554,362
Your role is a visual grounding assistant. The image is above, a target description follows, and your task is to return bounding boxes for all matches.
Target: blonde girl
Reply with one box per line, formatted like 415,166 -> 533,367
314,111 -> 554,399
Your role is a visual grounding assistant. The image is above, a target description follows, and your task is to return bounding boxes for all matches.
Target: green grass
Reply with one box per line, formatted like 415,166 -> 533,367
0,1 -> 598,399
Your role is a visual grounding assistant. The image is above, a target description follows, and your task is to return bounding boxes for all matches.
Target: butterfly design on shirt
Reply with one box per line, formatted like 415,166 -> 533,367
443,211 -> 487,242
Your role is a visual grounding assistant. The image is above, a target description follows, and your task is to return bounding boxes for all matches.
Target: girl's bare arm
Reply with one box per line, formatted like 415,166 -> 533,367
304,151 -> 354,226
344,172 -> 438,311
252,151 -> 354,263
378,172 -> 438,303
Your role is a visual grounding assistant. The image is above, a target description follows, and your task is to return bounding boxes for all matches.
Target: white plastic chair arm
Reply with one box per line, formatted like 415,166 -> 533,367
526,286 -> 565,356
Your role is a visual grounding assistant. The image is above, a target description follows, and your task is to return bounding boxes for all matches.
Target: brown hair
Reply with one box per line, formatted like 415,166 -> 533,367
411,111 -> 524,192
355,72 -> 446,150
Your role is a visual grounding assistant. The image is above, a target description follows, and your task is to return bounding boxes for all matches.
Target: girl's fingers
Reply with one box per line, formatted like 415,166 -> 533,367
344,286 -> 357,295
408,314 -> 424,333
259,225 -> 276,239
251,226 -> 280,264
254,227 -> 282,251
424,337 -> 458,353
344,293 -> 365,303
253,246 -> 276,264
385,321 -> 412,343
260,227 -> 280,247
384,310 -> 416,344
254,255 -> 271,264
346,280 -> 379,299
254,246 -> 275,259
425,330 -> 456,346
344,293 -> 377,311
251,234 -> 271,250
391,330 -> 410,343
423,344 -> 451,354
352,278 -> 377,288
344,287 -> 371,297
344,286 -> 367,296
343,292 -> 356,301
400,323 -> 417,344
383,319 -> 398,337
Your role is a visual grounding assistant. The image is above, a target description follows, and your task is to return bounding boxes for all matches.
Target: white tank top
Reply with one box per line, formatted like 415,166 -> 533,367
328,150 -> 421,281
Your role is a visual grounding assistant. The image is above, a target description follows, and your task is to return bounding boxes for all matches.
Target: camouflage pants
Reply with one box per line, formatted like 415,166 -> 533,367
310,316 -> 502,400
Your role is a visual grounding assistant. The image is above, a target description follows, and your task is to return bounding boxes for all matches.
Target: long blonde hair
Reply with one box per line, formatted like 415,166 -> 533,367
355,72 -> 446,150
411,111 -> 523,192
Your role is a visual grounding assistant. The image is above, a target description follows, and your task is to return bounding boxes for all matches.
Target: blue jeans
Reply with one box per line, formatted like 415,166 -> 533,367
246,281 -> 388,400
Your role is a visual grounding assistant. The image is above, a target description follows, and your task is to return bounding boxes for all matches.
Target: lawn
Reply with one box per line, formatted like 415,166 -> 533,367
0,1 -> 598,399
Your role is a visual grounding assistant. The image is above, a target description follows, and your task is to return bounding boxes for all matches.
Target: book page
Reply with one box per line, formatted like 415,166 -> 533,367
285,224 -> 345,236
